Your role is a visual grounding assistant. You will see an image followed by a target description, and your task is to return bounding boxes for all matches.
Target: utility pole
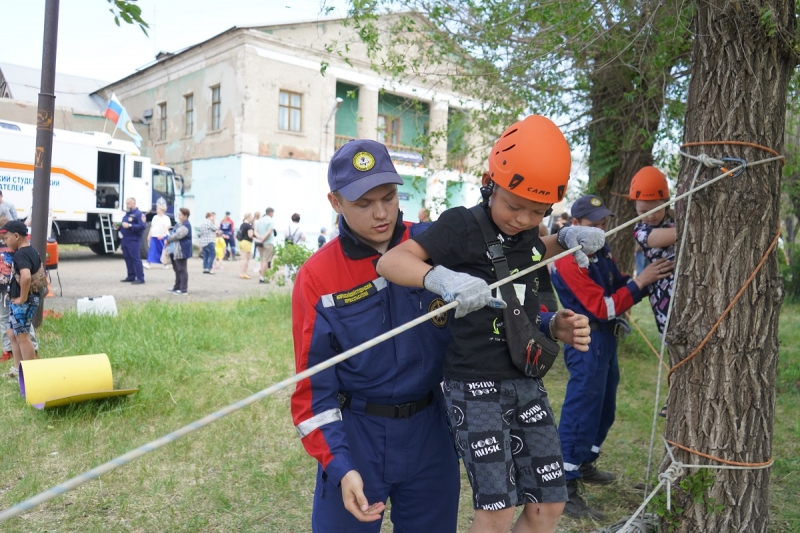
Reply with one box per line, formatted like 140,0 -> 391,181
32,0 -> 59,327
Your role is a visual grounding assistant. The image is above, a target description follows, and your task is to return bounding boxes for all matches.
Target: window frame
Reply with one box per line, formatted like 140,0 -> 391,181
377,114 -> 401,145
211,85 -> 221,131
158,102 -> 167,142
184,93 -> 194,137
278,90 -> 302,132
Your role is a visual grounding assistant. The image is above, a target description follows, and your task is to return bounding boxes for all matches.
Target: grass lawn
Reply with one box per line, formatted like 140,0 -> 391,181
0,296 -> 797,532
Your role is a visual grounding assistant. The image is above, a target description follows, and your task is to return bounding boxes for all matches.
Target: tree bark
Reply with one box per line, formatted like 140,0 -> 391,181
664,2 -> 795,531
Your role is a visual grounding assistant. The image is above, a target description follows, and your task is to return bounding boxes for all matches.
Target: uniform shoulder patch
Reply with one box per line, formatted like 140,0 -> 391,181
429,297 -> 448,328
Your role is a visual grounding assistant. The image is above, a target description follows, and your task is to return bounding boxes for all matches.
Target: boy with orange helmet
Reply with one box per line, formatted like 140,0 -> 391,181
630,166 -> 677,334
377,115 -> 605,533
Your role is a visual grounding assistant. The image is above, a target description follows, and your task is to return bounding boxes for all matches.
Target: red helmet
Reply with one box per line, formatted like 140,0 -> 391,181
488,115 -> 571,203
629,166 -> 668,200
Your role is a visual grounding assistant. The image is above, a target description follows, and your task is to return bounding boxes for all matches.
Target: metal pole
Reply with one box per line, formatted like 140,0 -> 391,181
31,0 -> 59,327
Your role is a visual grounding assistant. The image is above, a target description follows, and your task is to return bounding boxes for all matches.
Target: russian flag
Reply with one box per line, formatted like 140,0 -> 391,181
104,93 -> 123,125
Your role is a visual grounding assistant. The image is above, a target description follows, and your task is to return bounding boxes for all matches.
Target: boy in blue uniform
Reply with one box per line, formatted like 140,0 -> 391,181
377,115 -> 606,533
550,194 -> 673,519
119,197 -> 146,284
291,140 -> 460,532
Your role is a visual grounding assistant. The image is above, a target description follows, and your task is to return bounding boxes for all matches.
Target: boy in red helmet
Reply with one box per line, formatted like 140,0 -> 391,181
377,115 -> 605,533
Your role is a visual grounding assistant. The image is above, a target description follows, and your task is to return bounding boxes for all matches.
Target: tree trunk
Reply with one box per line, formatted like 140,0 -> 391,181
587,62 -> 664,274
664,2 -> 795,531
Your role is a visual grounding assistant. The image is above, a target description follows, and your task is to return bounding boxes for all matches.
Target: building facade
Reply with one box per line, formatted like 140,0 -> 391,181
97,16 -> 481,239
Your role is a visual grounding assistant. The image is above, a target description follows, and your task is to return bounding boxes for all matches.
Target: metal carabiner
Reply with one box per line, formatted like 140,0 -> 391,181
719,156 -> 747,178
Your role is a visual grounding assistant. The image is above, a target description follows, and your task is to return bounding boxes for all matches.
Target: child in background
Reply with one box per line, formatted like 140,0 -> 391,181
378,115 -> 605,533
0,216 -> 38,364
214,233 -> 226,271
1,220 -> 44,378
144,202 -> 172,270
317,227 -> 327,249
630,166 -> 676,336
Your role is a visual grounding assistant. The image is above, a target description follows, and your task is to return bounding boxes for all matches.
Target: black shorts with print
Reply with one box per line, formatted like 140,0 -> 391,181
443,378 -> 568,511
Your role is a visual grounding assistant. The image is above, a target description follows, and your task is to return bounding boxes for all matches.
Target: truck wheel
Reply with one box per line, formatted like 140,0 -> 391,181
88,241 -> 118,255
140,223 -> 151,259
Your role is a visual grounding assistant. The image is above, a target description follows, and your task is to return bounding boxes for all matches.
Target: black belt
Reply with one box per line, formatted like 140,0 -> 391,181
341,391 -> 435,419
589,320 -> 623,336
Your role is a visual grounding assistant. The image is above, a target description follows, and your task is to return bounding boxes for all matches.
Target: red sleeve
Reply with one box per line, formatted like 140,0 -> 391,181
555,255 -> 639,321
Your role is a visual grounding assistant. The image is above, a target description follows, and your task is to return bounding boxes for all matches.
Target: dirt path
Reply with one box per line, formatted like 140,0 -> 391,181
44,248 -> 290,313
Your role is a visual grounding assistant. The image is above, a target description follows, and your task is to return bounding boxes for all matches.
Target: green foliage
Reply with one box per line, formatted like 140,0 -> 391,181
262,243 -> 314,285
650,470 -> 722,532
341,1 -> 694,182
106,0 -> 149,35
781,246 -> 800,303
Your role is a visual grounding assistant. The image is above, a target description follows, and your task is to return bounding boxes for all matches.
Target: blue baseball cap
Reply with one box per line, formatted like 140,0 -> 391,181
571,195 -> 615,222
328,139 -> 404,201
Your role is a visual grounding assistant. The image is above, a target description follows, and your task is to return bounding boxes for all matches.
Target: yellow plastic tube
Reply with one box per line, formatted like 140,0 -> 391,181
19,354 -> 137,409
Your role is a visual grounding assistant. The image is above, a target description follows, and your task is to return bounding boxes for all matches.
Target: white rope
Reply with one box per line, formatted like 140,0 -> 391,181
0,154 -> 783,525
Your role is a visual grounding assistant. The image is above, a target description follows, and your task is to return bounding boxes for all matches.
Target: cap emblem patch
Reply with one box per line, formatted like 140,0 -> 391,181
353,152 -> 375,172
590,197 -> 602,207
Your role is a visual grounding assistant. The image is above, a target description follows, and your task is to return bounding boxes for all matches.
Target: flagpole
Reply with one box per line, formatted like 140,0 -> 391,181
102,117 -> 108,134
110,122 -> 119,139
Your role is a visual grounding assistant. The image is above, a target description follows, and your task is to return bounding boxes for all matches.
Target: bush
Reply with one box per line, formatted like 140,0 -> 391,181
780,245 -> 800,303
263,243 -> 314,285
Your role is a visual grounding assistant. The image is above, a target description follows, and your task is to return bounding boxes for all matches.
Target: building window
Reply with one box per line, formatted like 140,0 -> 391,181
184,94 -> 193,136
158,102 -> 167,142
279,90 -> 302,132
211,85 -> 221,130
378,114 -> 401,145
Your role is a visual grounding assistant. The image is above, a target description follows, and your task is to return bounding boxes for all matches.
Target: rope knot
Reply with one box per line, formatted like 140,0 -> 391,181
657,462 -> 685,511
696,153 -> 723,168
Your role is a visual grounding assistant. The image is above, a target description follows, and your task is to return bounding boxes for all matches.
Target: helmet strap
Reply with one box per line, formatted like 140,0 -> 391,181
480,180 -> 494,201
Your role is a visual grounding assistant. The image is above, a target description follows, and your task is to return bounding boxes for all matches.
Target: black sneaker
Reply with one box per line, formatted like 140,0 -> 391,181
564,479 -> 604,520
578,462 -> 616,485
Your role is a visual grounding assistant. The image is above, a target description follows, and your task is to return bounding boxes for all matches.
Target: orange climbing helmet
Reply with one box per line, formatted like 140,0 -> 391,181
629,166 -> 669,200
488,115 -> 571,203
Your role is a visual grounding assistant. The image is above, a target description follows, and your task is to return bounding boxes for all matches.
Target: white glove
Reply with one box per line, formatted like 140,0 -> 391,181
557,226 -> 606,268
423,266 -> 506,318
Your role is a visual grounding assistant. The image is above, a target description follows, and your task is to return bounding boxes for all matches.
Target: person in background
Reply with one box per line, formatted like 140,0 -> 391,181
418,207 -> 431,223
252,212 -> 262,266
0,215 -> 37,364
197,212 -> 218,274
329,214 -> 341,241
119,197 -> 146,285
286,213 -> 306,245
538,223 -> 559,312
219,211 -> 236,260
255,207 -> 276,284
144,202 -> 171,270
1,221 -> 44,379
550,211 -> 570,234
238,213 -> 254,280
214,231 -> 225,271
166,208 -> 192,295
0,191 -> 18,221
550,194 -> 673,519
317,227 -> 327,249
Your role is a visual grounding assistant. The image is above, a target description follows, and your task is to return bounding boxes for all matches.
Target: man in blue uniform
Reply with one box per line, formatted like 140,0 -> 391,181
550,195 -> 672,519
119,197 -> 147,284
291,139 -> 460,532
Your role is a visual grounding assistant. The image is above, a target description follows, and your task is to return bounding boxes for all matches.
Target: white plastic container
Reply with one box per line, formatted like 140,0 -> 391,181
76,295 -> 118,317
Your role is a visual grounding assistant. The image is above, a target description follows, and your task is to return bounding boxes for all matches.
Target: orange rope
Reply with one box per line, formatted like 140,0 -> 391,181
680,140 -> 785,165
665,439 -> 774,468
668,226 -> 780,382
664,225 -> 780,469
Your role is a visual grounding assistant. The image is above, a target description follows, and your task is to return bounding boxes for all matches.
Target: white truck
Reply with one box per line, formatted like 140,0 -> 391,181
0,119 -> 183,256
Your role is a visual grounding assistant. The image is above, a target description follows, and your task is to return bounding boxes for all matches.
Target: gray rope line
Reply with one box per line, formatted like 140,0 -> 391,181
0,154 -> 783,524
643,162 -> 703,494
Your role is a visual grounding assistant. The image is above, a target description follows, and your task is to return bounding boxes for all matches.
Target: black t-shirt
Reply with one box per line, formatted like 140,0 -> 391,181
10,245 -> 42,300
413,205 -> 548,381
239,222 -> 253,242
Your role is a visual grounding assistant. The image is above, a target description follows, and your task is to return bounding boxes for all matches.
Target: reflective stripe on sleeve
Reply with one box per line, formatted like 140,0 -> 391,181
603,297 -> 616,320
295,408 -> 342,438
